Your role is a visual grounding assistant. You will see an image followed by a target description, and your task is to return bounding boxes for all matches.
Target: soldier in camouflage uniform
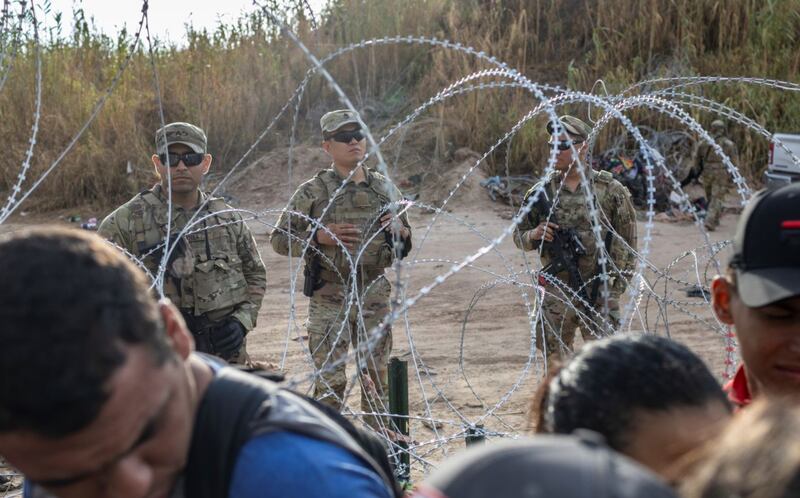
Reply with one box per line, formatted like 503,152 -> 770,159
696,119 -> 739,231
98,122 -> 267,364
514,116 -> 637,359
270,110 -> 412,428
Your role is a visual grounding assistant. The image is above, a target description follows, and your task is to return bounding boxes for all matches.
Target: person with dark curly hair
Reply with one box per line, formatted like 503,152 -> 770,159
534,334 -> 731,481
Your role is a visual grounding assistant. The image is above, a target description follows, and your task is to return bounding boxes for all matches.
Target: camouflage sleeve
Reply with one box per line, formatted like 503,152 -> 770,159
231,214 -> 267,331
97,207 -> 137,255
722,138 -> 739,167
513,190 -> 542,252
270,181 -> 317,257
609,183 -> 637,296
392,183 -> 413,241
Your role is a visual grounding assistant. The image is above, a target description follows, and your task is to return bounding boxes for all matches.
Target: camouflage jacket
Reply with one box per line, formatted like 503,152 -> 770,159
513,170 -> 637,296
98,184 -> 266,330
696,135 -> 739,176
270,166 -> 412,280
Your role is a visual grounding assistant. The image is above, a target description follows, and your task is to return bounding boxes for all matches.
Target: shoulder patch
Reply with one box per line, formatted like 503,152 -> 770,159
596,170 -> 613,183
315,168 -> 336,180
524,181 -> 547,201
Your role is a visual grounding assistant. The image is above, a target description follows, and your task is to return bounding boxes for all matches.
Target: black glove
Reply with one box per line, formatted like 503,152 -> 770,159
210,318 -> 246,361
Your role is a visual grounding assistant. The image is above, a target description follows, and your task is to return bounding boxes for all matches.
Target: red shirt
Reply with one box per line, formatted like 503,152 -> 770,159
724,364 -> 752,409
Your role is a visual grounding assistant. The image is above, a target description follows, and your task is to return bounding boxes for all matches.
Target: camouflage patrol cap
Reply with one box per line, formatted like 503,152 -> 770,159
546,115 -> 592,141
710,119 -> 727,130
320,109 -> 362,134
155,122 -> 207,155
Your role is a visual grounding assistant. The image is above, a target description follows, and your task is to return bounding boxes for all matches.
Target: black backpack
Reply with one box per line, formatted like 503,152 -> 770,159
184,366 -> 403,498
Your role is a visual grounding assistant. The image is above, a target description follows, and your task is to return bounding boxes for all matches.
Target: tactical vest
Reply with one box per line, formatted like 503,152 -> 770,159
130,190 -> 248,316
310,169 -> 395,279
531,171 -> 617,276
698,136 -> 737,177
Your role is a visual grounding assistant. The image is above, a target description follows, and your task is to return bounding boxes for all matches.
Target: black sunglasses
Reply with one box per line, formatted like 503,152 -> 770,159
158,152 -> 205,167
551,140 -> 584,151
327,129 -> 365,143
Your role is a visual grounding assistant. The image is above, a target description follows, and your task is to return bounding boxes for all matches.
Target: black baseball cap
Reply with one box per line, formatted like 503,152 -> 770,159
410,433 -> 678,498
730,183 -> 800,307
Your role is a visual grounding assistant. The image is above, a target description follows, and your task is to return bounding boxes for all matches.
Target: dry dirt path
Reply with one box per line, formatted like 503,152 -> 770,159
0,153 -> 739,472
245,181 -> 738,467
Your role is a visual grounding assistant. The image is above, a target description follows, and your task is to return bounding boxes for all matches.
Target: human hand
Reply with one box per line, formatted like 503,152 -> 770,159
316,223 -> 361,250
380,213 -> 409,239
532,221 -> 559,242
211,318 -> 246,361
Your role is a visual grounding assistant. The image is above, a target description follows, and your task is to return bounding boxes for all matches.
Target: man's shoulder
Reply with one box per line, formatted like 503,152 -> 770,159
101,190 -> 157,225
595,171 -> 630,200
523,174 -> 555,202
230,431 -> 392,498
367,168 -> 401,196
295,170 -> 333,198
720,137 -> 738,154
593,169 -> 615,185
204,195 -> 240,219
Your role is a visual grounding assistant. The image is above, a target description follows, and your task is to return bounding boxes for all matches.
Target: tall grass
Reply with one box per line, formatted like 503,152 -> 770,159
1,0 -> 798,210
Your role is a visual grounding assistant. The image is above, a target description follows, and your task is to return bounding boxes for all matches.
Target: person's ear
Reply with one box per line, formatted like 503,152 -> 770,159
151,154 -> 163,177
159,299 -> 194,359
200,153 -> 212,176
711,275 -> 735,325
322,140 -> 331,156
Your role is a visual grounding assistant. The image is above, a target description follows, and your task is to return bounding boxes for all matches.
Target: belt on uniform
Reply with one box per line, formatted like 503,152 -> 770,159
319,267 -> 384,285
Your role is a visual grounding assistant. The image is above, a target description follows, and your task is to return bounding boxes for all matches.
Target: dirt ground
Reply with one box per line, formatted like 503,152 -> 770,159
0,148 -> 740,476
229,148 -> 740,468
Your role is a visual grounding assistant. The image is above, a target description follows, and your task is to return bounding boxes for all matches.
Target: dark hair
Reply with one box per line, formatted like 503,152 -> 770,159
682,400 -> 800,498
543,334 -> 730,451
0,227 -> 173,437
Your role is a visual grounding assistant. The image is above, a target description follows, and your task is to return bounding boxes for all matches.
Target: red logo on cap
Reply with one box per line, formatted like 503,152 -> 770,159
781,221 -> 800,229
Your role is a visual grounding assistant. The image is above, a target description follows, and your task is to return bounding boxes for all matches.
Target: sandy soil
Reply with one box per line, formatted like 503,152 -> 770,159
233,149 -> 739,468
0,148 -> 740,475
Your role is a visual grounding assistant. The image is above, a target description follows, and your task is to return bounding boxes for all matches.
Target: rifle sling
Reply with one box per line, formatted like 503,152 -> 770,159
590,229 -> 615,306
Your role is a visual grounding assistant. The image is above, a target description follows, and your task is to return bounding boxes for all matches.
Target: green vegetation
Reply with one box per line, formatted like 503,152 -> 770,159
1,0 -> 798,210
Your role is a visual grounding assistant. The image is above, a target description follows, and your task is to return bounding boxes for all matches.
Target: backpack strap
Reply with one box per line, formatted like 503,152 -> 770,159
184,366 -> 401,498
184,367 -> 277,498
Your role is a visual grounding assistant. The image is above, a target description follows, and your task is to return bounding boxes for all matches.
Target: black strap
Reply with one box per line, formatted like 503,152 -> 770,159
184,366 -> 401,498
184,367 -> 276,498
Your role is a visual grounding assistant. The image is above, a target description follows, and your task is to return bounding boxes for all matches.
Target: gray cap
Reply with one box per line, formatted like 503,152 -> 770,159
320,109 -> 362,134
412,433 -> 678,498
155,122 -> 207,155
546,115 -> 592,141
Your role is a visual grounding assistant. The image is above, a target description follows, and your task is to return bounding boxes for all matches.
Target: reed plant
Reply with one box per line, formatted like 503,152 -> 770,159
0,0 -> 797,210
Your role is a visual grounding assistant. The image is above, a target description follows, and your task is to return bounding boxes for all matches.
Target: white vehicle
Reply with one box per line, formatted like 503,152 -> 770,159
764,133 -> 800,188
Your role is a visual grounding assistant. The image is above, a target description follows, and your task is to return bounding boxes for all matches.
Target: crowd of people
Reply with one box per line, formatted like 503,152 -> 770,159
0,111 -> 798,498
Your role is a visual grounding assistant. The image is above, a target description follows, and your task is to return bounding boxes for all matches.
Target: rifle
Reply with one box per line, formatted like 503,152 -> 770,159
138,232 -> 186,269
532,194 -> 591,304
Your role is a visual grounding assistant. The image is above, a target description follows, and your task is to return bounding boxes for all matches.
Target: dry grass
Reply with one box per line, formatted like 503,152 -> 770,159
1,0 -> 798,210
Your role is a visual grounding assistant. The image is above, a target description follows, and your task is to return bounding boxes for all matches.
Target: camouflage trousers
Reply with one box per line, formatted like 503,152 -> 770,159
702,165 -> 732,230
307,275 -> 392,428
539,288 -> 620,359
